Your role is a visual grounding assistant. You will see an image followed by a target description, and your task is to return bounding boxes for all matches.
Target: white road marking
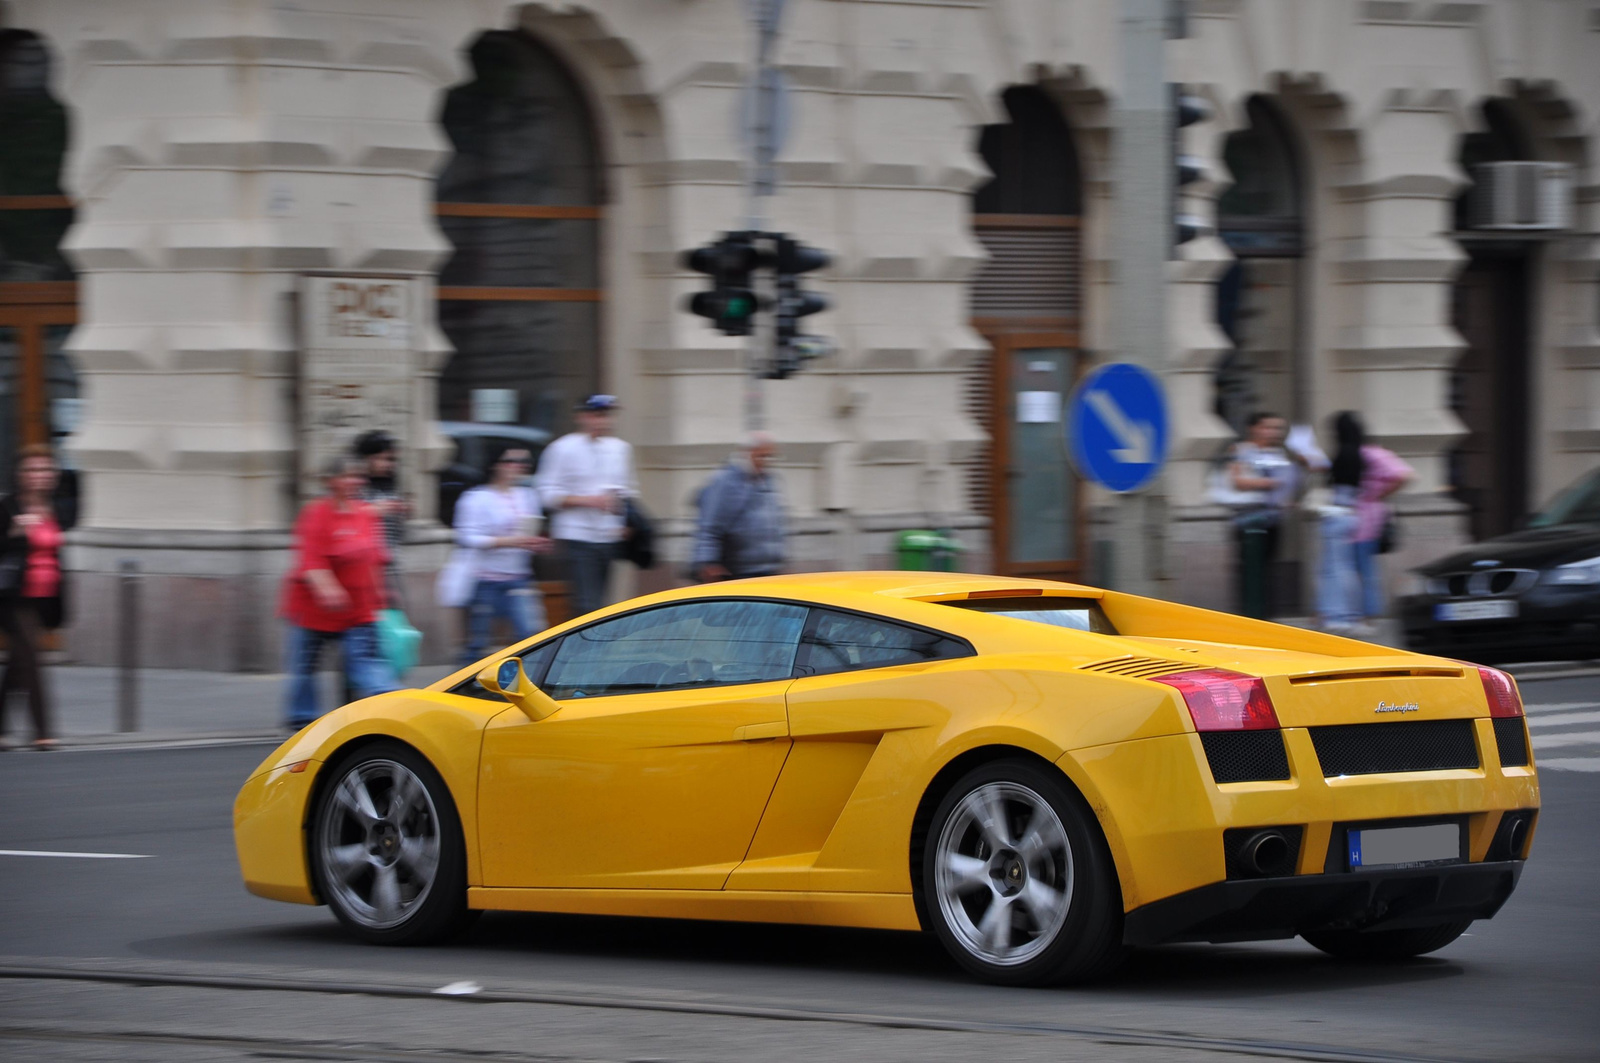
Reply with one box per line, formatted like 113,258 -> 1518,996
433,981 -> 482,996
1526,711 -> 1600,729
1536,757 -> 1600,772
0,849 -> 152,859
1530,731 -> 1600,750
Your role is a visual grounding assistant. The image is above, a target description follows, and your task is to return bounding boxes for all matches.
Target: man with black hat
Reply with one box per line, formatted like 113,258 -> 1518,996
535,395 -> 637,617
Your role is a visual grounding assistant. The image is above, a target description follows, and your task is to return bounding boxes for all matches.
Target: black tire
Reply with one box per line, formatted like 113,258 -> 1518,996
310,740 -> 471,945
1302,919 -> 1472,961
920,758 -> 1124,985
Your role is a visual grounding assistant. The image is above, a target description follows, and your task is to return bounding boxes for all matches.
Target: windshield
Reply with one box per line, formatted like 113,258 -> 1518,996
1529,468 -> 1600,528
944,597 -> 1119,635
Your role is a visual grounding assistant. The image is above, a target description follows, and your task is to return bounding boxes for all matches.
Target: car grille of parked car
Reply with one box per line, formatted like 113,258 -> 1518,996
1492,717 -> 1531,768
1200,731 -> 1292,783
1429,568 -> 1539,598
1309,719 -> 1479,776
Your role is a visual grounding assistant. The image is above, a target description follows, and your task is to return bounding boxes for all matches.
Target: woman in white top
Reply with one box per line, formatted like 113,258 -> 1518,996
453,445 -> 550,662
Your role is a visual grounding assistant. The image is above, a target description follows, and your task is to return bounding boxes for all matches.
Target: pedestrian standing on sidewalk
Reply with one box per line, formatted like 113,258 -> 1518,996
0,444 -> 72,751
280,455 -> 399,730
1351,414 -> 1413,626
690,432 -> 787,582
353,430 -> 410,608
454,445 -> 550,662
536,395 -> 637,617
1315,412 -> 1365,633
1227,412 -> 1300,618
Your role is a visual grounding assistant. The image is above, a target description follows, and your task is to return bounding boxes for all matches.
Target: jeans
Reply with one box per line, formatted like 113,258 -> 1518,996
1354,538 -> 1384,620
284,623 -> 399,727
561,540 -> 616,618
1316,508 -> 1360,627
464,578 -> 546,662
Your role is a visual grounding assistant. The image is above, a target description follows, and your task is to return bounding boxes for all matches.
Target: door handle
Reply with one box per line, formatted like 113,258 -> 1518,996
734,721 -> 787,742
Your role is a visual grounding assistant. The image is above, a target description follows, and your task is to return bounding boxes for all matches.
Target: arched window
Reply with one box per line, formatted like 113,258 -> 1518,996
435,31 -> 603,442
0,29 -> 77,489
969,86 -> 1084,582
1214,95 -> 1304,435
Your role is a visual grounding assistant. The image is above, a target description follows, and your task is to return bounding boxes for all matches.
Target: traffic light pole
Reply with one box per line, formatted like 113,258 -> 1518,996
1107,0 -> 1172,598
741,0 -> 787,432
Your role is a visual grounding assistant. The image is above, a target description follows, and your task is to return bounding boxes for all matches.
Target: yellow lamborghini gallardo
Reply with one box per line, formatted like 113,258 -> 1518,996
234,573 -> 1539,984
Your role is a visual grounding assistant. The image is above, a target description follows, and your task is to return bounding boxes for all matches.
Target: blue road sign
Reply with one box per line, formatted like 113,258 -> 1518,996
1067,363 -> 1169,493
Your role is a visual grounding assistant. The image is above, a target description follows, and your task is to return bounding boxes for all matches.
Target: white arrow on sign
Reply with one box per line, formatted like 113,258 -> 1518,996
1086,389 -> 1154,465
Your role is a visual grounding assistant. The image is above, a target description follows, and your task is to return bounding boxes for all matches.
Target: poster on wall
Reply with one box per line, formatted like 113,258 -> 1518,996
297,274 -> 419,501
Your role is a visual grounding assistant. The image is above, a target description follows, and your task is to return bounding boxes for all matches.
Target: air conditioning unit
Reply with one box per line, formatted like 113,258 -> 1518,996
1465,161 -> 1573,231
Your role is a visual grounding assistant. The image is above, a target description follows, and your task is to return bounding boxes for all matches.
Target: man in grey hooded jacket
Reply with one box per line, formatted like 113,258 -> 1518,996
691,432 -> 787,582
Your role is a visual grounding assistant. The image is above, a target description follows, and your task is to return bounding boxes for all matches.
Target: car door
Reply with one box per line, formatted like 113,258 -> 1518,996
477,598 -> 808,890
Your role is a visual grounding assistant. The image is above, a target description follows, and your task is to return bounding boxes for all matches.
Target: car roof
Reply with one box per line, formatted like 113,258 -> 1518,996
715,570 -> 1105,602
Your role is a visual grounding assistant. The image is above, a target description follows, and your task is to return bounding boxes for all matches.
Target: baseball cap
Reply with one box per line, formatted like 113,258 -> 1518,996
577,394 -> 620,412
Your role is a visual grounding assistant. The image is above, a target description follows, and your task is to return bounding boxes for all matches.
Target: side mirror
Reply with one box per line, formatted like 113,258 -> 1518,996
476,656 -> 561,722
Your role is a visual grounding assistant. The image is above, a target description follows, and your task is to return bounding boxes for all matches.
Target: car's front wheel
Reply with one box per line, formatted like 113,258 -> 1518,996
1302,919 -> 1472,961
311,740 -> 470,945
921,759 -> 1124,985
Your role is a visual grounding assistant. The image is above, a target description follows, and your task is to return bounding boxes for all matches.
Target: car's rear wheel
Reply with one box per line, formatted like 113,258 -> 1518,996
311,741 -> 470,945
1302,919 -> 1472,961
922,759 -> 1123,985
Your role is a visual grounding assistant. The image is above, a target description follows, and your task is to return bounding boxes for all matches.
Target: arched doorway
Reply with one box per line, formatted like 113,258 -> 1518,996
1214,95 -> 1305,435
1451,99 -> 1539,541
0,28 -> 77,497
434,30 -> 603,447
969,86 -> 1084,580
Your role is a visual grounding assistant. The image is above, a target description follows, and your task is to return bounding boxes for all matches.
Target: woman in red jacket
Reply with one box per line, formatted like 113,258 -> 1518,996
282,455 -> 399,728
0,444 -> 72,750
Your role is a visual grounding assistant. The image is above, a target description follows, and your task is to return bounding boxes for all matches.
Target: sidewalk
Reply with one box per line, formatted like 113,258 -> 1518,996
20,631 -> 1598,749
30,664 -> 460,749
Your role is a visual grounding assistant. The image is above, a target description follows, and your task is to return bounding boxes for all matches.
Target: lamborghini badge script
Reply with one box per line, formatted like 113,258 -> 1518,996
1375,701 -> 1421,714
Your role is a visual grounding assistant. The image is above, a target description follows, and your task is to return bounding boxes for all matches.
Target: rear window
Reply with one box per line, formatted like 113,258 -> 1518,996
943,597 -> 1118,635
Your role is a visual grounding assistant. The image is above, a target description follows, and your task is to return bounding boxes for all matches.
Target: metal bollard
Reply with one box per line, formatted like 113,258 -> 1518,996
117,559 -> 139,732
1241,527 -> 1268,620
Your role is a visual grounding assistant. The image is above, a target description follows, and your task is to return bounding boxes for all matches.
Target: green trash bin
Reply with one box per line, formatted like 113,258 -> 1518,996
896,529 -> 963,572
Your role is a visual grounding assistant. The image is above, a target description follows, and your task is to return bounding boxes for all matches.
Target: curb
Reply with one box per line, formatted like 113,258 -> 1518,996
32,731 -> 285,752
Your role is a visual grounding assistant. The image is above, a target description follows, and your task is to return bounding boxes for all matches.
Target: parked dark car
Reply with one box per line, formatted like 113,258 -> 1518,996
435,422 -> 551,527
1400,467 -> 1600,663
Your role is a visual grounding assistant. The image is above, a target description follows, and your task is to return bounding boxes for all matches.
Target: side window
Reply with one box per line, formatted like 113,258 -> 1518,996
541,599 -> 808,699
798,609 -> 971,676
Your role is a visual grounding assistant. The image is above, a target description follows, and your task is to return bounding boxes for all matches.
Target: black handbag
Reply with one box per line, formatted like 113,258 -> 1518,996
1377,512 -> 1400,555
621,497 -> 656,569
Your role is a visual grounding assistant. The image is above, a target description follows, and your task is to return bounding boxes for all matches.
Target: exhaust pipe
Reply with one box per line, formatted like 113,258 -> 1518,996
1240,830 -> 1291,876
1504,816 -> 1528,857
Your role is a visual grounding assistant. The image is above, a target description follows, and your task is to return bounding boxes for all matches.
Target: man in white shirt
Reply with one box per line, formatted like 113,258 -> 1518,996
536,395 -> 638,617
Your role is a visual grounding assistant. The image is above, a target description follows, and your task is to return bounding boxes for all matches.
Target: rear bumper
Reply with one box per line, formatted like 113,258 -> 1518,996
1123,859 -> 1523,946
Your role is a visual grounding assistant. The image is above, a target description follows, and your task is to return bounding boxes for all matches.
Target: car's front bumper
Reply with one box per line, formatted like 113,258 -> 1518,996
1123,859 -> 1523,946
1399,586 -> 1600,663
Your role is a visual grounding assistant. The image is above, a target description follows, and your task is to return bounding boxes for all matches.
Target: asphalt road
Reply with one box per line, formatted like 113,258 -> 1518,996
2,677 -> 1598,1063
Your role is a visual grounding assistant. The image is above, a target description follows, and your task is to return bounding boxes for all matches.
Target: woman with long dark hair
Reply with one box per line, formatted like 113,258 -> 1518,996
1317,413 -> 1365,632
0,444 -> 72,750
1317,412 -> 1414,632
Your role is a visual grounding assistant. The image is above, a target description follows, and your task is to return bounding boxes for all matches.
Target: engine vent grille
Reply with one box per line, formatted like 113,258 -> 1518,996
1493,717 -> 1531,768
1309,719 -> 1479,777
1201,731 -> 1291,784
1080,656 -> 1195,679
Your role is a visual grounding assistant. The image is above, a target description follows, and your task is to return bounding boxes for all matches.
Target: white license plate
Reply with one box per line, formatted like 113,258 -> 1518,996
1349,824 -> 1462,870
1435,600 -> 1518,622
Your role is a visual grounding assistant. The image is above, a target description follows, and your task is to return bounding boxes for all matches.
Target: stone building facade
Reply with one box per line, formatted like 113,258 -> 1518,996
0,0 -> 1595,668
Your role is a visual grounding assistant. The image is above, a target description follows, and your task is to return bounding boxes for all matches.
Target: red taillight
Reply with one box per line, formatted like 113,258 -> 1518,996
1478,666 -> 1523,718
1152,668 -> 1281,731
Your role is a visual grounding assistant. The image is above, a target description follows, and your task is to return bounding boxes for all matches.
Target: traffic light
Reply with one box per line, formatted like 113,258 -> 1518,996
1172,87 -> 1210,249
683,231 -> 763,336
769,235 -> 829,378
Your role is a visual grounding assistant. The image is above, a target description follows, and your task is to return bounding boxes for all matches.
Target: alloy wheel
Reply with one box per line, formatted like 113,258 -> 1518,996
932,780 -> 1075,967
317,758 -> 441,930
